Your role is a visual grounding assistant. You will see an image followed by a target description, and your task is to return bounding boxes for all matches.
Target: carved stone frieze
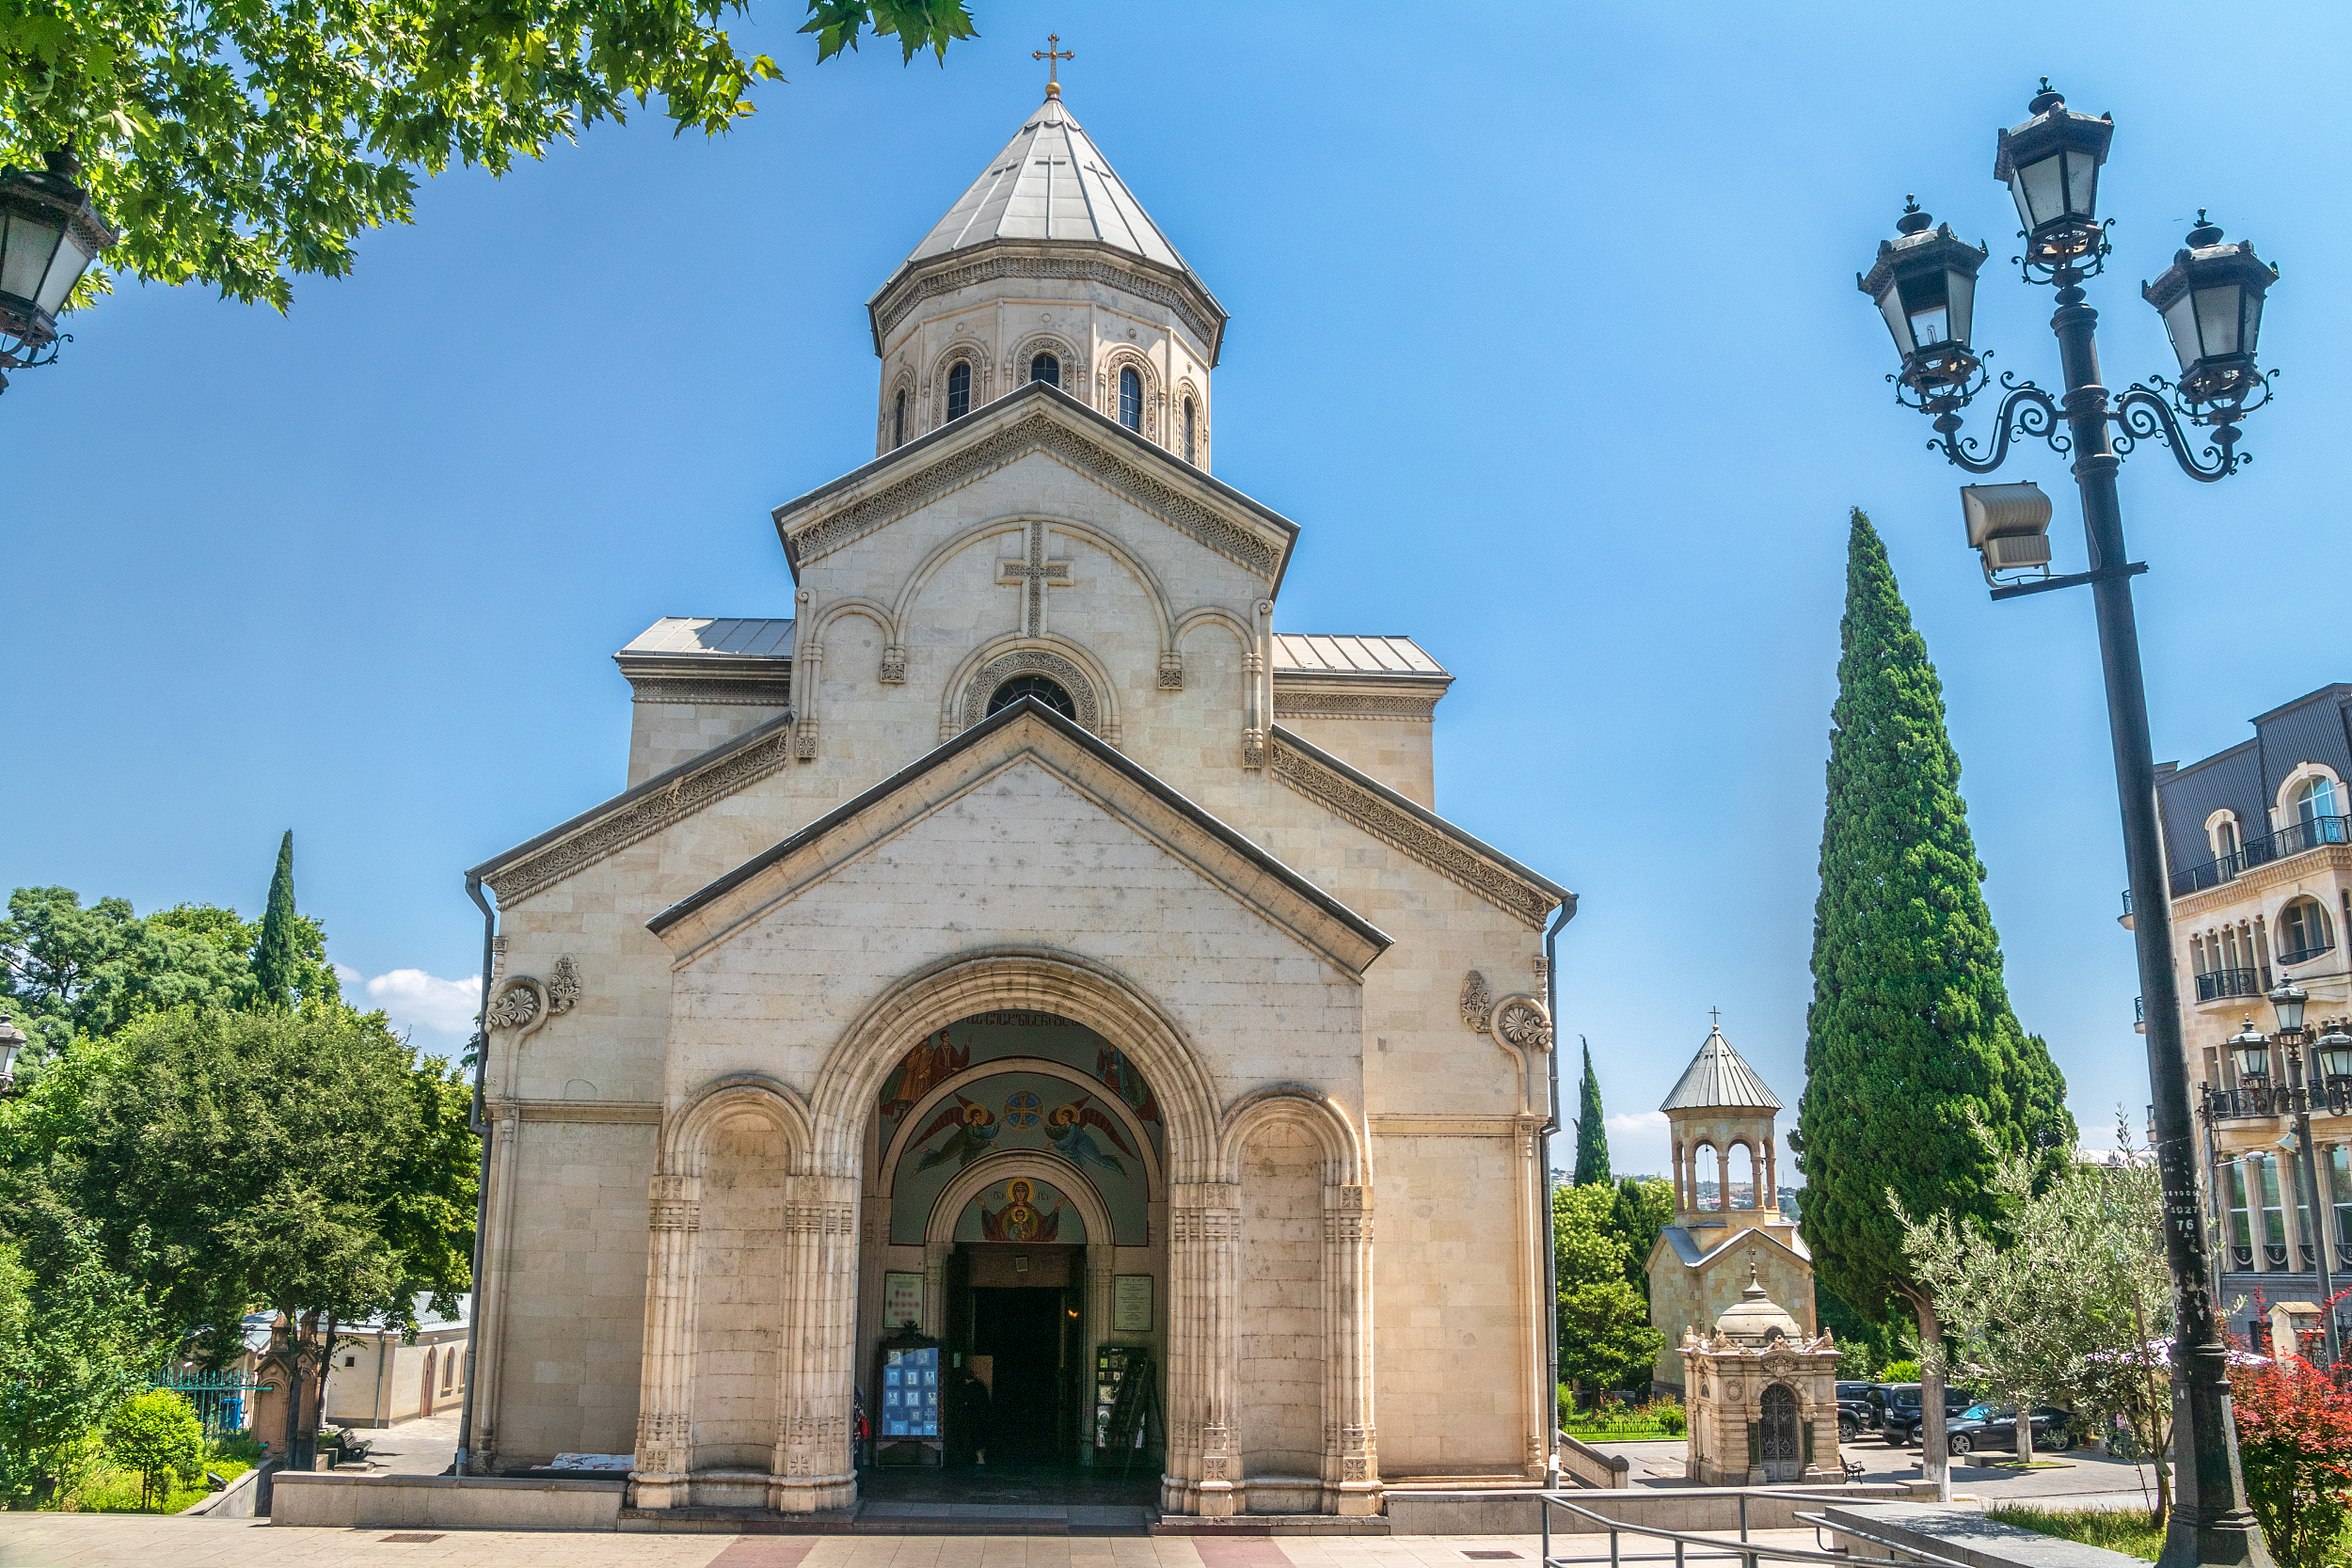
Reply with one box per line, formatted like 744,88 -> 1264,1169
1272,740 -> 1557,928
1460,971 -> 1492,1033
484,725 -> 795,904
1273,689 -> 1441,721
628,677 -> 793,706
875,253 -> 1222,356
784,1201 -> 856,1235
786,412 -> 1279,580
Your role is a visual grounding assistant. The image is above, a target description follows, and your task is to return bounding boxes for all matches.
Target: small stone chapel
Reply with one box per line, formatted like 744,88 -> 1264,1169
460,75 -> 1576,1519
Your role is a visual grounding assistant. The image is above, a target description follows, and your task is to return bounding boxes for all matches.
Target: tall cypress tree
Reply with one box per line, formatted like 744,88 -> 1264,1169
251,831 -> 300,1009
1572,1038 -> 1612,1186
1795,511 -> 2074,1492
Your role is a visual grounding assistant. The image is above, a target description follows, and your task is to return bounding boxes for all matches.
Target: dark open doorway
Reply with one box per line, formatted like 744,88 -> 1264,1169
970,1286 -> 1076,1465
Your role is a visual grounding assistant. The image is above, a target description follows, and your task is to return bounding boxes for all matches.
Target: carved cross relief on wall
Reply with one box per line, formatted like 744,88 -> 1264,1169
999,520 -> 1073,637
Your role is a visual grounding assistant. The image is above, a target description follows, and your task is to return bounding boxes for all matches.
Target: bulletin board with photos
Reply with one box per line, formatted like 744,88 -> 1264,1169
874,1332 -> 944,1465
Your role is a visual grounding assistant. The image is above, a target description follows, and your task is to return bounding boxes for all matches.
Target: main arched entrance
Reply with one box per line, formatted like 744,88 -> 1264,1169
858,1008 -> 1168,1480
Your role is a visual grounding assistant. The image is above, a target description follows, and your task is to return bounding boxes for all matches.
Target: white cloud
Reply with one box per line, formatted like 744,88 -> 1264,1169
361,969 -> 482,1036
1604,1110 -> 1673,1178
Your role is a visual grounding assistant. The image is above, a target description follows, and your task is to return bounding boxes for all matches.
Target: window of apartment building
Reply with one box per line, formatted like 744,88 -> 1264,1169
2329,1147 -> 2352,1266
2260,1154 -> 2290,1269
2296,1154 -> 2316,1269
2212,813 -> 2242,863
2279,896 -> 2335,966
2229,1163 -> 2255,1269
2297,775 -> 2341,825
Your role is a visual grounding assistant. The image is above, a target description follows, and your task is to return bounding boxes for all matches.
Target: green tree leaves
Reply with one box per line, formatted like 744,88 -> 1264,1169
1572,1038 -> 1611,1187
1554,1179 -> 1665,1399
0,0 -> 974,309
1796,509 -> 2074,1322
102,1388 -> 202,1511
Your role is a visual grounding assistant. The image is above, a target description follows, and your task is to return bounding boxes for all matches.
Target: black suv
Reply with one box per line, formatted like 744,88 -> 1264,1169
1878,1383 -> 1971,1447
1835,1380 -> 1878,1442
1942,1403 -> 2076,1456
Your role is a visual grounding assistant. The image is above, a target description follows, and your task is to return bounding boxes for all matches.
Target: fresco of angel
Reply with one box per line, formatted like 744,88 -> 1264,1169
913,1093 -> 999,1171
1046,1093 -> 1136,1177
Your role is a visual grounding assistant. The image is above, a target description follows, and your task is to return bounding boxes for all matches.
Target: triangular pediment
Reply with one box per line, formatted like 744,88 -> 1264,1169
648,698 -> 1390,977
770,382 -> 1299,591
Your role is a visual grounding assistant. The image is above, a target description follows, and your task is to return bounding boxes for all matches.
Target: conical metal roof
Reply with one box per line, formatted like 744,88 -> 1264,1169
1659,1027 -> 1783,1114
900,90 -> 1194,275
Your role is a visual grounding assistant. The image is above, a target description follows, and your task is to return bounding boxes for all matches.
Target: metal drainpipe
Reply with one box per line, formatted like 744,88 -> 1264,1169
1541,896 -> 1578,1456
453,874 -> 498,1478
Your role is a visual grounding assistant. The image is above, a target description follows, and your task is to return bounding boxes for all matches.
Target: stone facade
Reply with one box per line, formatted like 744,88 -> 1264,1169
460,85 -> 1574,1520
1645,1027 -> 1813,1393
2137,685 -> 2352,1345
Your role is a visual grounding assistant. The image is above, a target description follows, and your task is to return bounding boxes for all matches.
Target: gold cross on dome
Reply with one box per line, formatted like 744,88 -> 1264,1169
1033,33 -> 1073,94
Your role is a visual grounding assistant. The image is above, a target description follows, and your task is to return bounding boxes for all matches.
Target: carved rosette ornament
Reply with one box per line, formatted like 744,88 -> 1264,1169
1460,971 -> 1493,1033
1157,652 -> 1184,690
485,956 -> 581,1041
1490,992 -> 1554,1053
879,645 -> 908,684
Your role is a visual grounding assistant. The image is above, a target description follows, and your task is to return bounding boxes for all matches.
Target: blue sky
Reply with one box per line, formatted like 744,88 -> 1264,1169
5,1 -> 2348,1177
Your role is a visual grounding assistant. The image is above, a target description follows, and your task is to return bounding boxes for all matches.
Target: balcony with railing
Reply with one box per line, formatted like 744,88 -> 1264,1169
2170,813 -> 2352,896
2197,967 -> 2270,1002
2204,1081 -> 2352,1120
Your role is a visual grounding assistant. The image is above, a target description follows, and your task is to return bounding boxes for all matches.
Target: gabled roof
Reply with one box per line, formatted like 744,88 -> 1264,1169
648,698 -> 1393,978
899,91 -> 1193,277
469,711 -> 796,906
1267,724 -> 1571,930
770,381 -> 1300,592
1660,1027 -> 1783,1113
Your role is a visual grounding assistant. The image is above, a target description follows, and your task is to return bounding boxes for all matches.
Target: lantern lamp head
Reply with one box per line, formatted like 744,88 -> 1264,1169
0,150 -> 118,391
2315,1024 -> 2352,1085
2268,978 -> 2310,1037
2141,212 -> 2279,412
1858,198 -> 1991,410
2230,1018 -> 2274,1081
1993,80 -> 2115,275
0,1021 -> 20,1087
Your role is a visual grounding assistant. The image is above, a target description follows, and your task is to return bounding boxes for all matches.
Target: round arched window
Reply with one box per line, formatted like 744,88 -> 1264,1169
946,360 -> 973,421
988,675 -> 1076,721
2297,775 -> 2343,831
1030,353 -> 1060,388
1119,367 -> 1142,432
2280,896 -> 2336,966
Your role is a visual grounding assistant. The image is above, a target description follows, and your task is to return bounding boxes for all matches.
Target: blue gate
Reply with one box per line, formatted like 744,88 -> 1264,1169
149,1370 -> 273,1436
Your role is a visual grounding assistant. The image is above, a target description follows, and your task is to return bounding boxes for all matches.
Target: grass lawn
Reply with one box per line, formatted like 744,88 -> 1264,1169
1985,1505 -> 2164,1561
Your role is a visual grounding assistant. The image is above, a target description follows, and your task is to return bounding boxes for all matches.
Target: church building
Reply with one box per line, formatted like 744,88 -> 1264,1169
461,78 -> 1575,1520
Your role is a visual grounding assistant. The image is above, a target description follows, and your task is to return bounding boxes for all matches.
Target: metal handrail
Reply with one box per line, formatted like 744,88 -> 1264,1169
1537,1488 -> 1979,1568
2196,968 -> 2265,1002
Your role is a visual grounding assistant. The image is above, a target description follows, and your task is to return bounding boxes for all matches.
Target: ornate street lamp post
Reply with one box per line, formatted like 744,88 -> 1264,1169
1858,79 -> 2281,1568
0,1022 -> 23,1092
0,149 -> 118,395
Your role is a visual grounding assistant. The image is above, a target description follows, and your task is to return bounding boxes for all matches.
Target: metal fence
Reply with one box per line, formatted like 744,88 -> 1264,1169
149,1369 -> 272,1437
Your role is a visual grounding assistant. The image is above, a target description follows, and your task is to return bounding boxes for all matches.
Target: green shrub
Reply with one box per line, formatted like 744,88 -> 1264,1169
1654,1397 -> 1686,1435
1881,1358 -> 1921,1384
102,1390 -> 202,1511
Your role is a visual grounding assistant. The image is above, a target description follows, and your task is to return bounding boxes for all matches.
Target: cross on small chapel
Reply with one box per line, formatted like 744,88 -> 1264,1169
1000,521 -> 1073,636
1709,1006 -> 1722,1029
1032,33 -> 1073,94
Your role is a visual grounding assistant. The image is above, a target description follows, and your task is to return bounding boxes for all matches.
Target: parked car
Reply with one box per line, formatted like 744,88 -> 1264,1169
1941,1403 -> 2076,1456
1835,1380 -> 1878,1442
1878,1383 -> 1971,1447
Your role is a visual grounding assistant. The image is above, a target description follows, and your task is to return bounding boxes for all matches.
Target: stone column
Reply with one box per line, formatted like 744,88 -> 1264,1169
793,588 -> 820,758
1165,1182 -> 1241,1517
1515,1117 -> 1549,1479
771,1172 -> 859,1513
1324,1182 -> 1380,1515
467,1102 -> 523,1474
631,1174 -> 702,1509
923,1241 -> 952,1340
